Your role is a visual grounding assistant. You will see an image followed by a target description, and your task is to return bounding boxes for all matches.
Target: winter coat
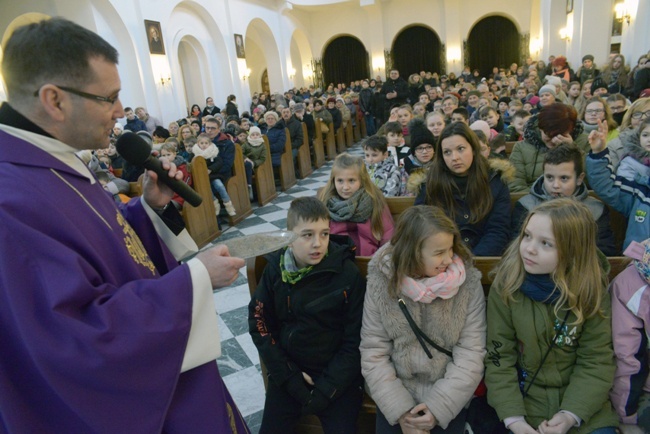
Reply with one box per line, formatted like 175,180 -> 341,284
610,263 -> 650,425
380,77 -> 409,107
485,278 -> 618,432
327,107 -> 343,131
281,115 -> 303,151
415,159 -> 514,256
509,115 -> 590,192
213,132 -> 235,182
302,113 -> 316,142
329,204 -> 394,257
265,123 -> 287,167
512,174 -> 618,255
248,236 -> 365,400
586,134 -> 650,250
359,88 -> 373,114
399,155 -> 430,197
124,117 -> 146,133
313,108 -> 333,129
366,158 -> 401,197
225,101 -> 239,117
241,140 -> 266,168
360,244 -> 486,428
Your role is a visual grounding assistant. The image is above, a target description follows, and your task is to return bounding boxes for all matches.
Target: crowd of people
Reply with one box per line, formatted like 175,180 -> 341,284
5,14 -> 650,434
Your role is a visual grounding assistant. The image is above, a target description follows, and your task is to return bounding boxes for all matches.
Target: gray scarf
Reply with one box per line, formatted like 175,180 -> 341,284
327,189 -> 373,223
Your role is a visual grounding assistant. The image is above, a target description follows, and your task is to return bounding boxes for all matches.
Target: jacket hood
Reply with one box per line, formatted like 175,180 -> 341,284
488,157 -> 516,182
406,166 -> 428,194
529,173 -> 589,201
523,114 -> 584,151
619,128 -> 650,167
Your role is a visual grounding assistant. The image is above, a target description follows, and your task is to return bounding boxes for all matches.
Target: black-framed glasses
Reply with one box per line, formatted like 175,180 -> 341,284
415,145 -> 434,153
33,85 -> 119,105
631,110 -> 650,120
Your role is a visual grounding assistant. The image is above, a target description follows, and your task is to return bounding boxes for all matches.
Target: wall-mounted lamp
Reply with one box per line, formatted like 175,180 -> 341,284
288,67 -> 296,80
242,68 -> 251,81
559,27 -> 571,41
159,76 -> 171,86
615,1 -> 632,25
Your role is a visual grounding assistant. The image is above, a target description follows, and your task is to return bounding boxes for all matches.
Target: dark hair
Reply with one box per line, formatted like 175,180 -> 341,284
538,103 -> 577,138
424,122 -> 493,223
512,109 -> 531,120
384,121 -> 402,135
153,126 -> 170,139
124,107 -> 134,113
363,135 -> 388,153
2,17 -> 118,101
287,197 -> 330,230
543,144 -> 584,175
452,107 -> 469,120
227,94 -> 236,102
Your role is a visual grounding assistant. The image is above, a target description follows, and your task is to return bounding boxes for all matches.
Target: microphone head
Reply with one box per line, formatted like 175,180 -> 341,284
115,132 -> 153,165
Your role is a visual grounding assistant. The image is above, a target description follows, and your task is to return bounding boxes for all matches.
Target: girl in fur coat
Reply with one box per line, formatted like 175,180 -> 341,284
360,205 -> 486,433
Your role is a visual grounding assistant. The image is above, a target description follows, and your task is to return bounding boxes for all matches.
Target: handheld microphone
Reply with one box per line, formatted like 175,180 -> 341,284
116,132 -> 203,207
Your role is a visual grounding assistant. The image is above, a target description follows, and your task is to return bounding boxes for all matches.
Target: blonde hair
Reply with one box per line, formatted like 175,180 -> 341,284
381,206 -> 472,298
491,198 -> 607,324
318,153 -> 388,241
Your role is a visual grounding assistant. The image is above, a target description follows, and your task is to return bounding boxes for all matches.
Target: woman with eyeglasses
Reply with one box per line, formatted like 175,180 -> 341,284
415,122 -> 511,256
579,96 -> 619,143
603,97 -> 650,171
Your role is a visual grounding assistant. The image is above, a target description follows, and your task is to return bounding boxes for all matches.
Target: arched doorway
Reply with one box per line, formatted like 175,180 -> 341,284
392,25 -> 442,76
322,35 -> 369,85
467,16 -> 519,78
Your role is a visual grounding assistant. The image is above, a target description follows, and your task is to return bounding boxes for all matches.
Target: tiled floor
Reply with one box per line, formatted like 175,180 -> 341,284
211,142 -> 364,433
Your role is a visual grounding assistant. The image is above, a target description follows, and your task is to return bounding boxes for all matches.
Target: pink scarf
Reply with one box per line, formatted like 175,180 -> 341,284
400,255 -> 466,303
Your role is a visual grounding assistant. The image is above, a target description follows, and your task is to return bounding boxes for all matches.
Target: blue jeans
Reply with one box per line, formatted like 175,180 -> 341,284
210,179 -> 231,202
588,428 -> 617,434
364,114 -> 376,136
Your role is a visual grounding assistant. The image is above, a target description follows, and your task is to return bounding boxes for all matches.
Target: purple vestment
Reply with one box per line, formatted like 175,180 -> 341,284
0,131 -> 249,433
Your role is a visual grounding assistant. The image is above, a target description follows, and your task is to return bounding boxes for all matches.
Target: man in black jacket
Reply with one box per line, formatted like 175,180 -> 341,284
380,69 -> 409,120
281,106 -> 304,158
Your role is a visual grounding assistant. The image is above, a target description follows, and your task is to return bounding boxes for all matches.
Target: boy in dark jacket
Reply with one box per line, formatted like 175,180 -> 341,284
249,197 -> 365,434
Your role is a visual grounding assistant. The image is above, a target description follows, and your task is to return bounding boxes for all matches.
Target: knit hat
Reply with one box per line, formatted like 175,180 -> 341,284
539,85 -> 557,97
466,90 -> 482,99
528,95 -> 540,106
498,96 -> 512,105
582,54 -> 595,63
249,126 -> 261,135
545,76 -> 562,87
469,120 -> 491,139
114,123 -> 123,132
293,103 -> 305,112
624,239 -> 650,285
408,117 -> 436,151
591,76 -> 608,93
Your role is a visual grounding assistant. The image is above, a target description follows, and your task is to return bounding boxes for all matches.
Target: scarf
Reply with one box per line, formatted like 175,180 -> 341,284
280,248 -> 314,284
248,136 -> 264,147
400,255 -> 466,303
327,189 -> 373,223
520,273 -> 560,304
581,121 -> 599,134
191,143 -> 219,160
624,239 -> 650,285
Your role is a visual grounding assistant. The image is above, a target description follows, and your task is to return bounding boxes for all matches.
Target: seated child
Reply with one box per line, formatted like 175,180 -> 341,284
450,107 -> 469,124
241,126 -> 267,199
610,238 -> 650,434
363,135 -> 400,197
318,153 -> 394,256
248,197 -> 365,434
503,109 -> 531,142
399,118 -> 435,196
160,142 -> 192,210
513,144 -> 618,255
191,133 -> 236,216
381,121 -> 406,166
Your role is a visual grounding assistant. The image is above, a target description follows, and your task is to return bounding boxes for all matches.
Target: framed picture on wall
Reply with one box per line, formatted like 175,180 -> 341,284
566,0 -> 574,13
145,20 -> 165,55
234,34 -> 245,59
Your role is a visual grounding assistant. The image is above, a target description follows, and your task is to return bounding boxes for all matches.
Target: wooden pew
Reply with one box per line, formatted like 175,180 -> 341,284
325,121 -> 337,161
308,122 -> 325,169
246,253 -> 629,433
505,141 -> 517,156
360,116 -> 367,138
296,124 -> 314,179
181,156 -> 221,248
345,122 -> 354,148
279,127 -> 297,191
256,138 -> 279,206
386,196 -> 415,222
353,121 -> 361,143
336,126 -> 347,153
226,143 -> 253,226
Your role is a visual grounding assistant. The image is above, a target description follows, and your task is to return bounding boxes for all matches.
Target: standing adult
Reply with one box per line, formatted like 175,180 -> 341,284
202,96 -> 221,116
0,17 -> 249,433
380,69 -> 409,120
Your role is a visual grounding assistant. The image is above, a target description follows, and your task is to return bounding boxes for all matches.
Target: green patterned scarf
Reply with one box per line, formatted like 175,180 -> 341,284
280,248 -> 314,284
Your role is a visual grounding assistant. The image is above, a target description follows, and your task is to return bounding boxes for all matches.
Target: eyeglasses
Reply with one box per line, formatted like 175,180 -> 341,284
585,109 -> 605,115
415,145 -> 434,153
33,85 -> 119,105
631,110 -> 650,120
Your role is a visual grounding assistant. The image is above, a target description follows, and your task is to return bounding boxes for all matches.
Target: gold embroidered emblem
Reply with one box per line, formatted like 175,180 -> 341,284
116,211 -> 156,274
226,403 -> 238,433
